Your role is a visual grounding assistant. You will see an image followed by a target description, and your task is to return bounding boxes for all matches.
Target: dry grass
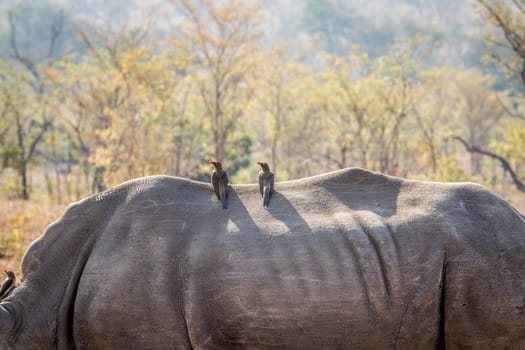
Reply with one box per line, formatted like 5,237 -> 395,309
0,198 -> 65,276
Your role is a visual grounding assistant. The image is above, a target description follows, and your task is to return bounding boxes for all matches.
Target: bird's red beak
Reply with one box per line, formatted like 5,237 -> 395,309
209,160 -> 215,165
256,161 -> 262,165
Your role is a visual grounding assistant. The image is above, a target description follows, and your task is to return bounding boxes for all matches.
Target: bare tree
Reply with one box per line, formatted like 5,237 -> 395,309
475,0 -> 525,88
4,9 -> 65,198
170,0 -> 264,162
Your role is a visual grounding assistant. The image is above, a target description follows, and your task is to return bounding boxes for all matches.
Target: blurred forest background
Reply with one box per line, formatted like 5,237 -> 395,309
1,0 -> 525,270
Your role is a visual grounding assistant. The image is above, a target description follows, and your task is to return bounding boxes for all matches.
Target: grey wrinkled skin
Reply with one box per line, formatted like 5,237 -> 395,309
0,168 -> 524,349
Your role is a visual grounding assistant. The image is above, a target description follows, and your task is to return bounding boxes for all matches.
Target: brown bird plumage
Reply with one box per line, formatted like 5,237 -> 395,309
0,270 -> 15,300
210,160 -> 229,209
257,161 -> 274,207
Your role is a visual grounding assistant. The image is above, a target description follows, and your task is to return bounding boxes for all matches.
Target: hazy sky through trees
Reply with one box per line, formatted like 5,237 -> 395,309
0,0 -> 482,67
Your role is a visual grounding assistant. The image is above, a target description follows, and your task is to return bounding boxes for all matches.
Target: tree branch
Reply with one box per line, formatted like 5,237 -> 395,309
27,121 -> 52,162
47,9 -> 64,59
453,135 -> 525,192
494,90 -> 524,120
8,12 -> 39,79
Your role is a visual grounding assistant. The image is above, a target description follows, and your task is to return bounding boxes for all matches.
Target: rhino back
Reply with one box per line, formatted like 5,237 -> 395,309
14,168 -> 525,349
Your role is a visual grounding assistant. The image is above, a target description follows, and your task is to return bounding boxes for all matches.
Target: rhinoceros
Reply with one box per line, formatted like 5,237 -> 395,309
0,168 -> 524,349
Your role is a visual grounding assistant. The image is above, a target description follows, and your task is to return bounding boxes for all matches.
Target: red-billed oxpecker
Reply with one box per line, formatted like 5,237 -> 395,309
0,270 -> 15,300
257,161 -> 274,208
209,160 -> 229,209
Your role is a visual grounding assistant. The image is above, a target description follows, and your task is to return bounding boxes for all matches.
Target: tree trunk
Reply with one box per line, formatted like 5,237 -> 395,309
271,141 -> 277,175
429,142 -> 437,174
92,166 -> 106,193
340,145 -> 347,169
20,162 -> 29,200
15,114 -> 29,200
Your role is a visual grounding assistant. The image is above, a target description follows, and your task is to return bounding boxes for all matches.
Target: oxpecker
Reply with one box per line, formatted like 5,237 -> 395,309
209,160 -> 229,209
0,270 -> 15,300
257,161 -> 274,208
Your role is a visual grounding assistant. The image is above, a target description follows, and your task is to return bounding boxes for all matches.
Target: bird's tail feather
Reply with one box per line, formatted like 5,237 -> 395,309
263,187 -> 270,207
219,181 -> 227,209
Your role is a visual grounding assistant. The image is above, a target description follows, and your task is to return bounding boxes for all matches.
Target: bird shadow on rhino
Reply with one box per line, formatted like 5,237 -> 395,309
221,190 -> 264,236
265,192 -> 313,235
218,190 -> 313,238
